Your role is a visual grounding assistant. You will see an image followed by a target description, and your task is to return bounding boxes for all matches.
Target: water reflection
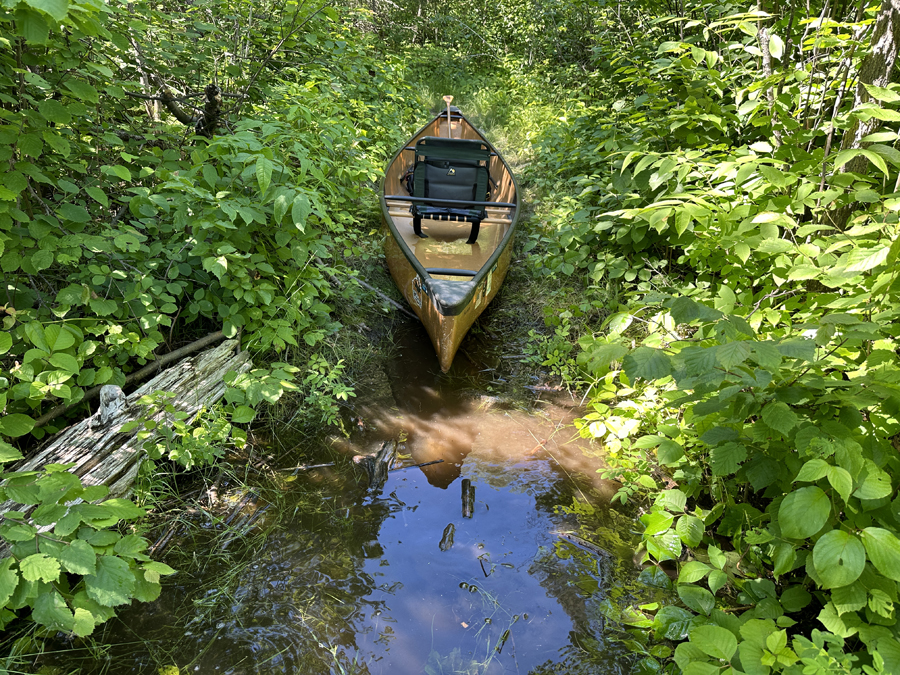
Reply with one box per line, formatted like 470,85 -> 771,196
49,322 -> 639,674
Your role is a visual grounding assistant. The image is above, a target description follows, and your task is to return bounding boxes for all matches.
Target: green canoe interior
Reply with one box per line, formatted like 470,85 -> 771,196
382,113 -> 518,283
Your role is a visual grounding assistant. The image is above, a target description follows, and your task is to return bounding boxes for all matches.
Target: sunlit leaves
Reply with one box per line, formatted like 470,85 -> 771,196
779,487 -> 830,539
813,531 -> 865,589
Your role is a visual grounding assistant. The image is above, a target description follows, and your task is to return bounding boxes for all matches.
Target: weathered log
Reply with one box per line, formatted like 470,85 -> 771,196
7,339 -> 251,501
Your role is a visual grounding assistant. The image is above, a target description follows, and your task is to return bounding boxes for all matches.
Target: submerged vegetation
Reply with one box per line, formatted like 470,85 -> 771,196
1,0 -> 900,671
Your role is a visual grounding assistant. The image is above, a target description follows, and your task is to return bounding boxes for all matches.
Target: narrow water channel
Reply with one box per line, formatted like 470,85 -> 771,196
51,322 -> 648,674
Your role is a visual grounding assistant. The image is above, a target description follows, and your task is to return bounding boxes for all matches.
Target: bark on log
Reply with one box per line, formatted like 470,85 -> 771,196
6,339 -> 251,501
353,440 -> 397,492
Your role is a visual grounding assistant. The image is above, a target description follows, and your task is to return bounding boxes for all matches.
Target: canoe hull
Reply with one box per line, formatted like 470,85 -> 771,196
383,216 -> 513,371
380,107 -> 519,372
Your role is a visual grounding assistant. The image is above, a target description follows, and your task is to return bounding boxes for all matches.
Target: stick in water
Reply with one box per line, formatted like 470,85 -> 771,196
443,95 -> 453,138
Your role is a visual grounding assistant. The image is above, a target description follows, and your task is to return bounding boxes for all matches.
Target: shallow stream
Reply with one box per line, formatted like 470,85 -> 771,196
51,322 -> 649,674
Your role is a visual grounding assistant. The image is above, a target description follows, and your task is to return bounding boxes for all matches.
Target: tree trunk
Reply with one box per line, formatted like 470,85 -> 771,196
830,0 -> 900,227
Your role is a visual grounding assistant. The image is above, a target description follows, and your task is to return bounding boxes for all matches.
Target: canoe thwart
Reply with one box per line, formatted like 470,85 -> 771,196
425,268 -> 478,277
385,195 -> 516,208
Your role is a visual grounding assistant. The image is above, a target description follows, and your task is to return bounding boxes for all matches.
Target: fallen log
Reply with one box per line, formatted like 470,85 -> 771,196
7,339 -> 251,500
353,440 -> 397,492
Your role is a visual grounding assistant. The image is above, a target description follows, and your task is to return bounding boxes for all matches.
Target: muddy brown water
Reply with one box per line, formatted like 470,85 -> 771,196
49,322 -> 649,674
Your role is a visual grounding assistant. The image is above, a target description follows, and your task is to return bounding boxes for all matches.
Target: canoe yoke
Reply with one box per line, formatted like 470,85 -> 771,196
405,137 -> 493,245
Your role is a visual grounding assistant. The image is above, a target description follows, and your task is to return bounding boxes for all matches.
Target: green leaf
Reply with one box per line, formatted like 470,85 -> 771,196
113,534 -> 148,559
0,442 -> 24,463
24,0 -> 68,22
779,487 -> 830,539
762,401 -> 798,436
864,84 -> 900,103
256,156 -> 272,195
813,530 -> 866,589
57,203 -> 90,223
679,584 -> 715,615
73,607 -> 97,637
657,440 -> 685,465
862,527 -> 900,581
704,570 -> 726,597
0,332 -> 11,355
32,590 -> 74,632
59,539 -> 96,575
0,414 -> 36,438
828,466 -> 853,503
101,498 -> 145,520
64,79 -> 99,104
795,459 -> 830,483
38,99 -> 71,124
49,353 -> 79,373
292,194 -> 311,231
19,10 -> 49,43
690,625 -> 737,660
624,347 -> 672,381
44,324 -> 75,351
679,561 -> 711,583
85,556 -> 135,606
676,515 -> 704,548
711,442 -> 747,476
231,405 -> 256,424
854,462 -> 893,500
0,559 -> 19,607
715,341 -> 751,370
19,553 -> 60,583
85,186 -> 108,207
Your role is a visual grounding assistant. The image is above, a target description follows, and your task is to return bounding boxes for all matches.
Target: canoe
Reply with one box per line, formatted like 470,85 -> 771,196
380,105 -> 520,372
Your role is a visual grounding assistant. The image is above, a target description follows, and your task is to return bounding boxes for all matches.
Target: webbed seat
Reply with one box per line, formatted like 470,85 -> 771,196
409,137 -> 492,245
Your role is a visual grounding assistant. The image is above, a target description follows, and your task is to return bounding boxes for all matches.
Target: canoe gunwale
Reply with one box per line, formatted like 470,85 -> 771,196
379,109 -> 520,318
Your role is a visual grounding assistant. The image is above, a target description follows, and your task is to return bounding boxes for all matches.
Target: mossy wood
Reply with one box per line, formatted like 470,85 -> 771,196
1,340 -> 251,517
381,106 -> 520,371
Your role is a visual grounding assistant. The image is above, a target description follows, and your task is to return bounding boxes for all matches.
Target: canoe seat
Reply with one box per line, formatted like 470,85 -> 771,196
409,137 -> 492,244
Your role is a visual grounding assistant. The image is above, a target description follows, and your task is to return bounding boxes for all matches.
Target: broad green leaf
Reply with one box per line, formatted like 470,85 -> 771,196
85,186 -> 108,207
679,584 -> 715,615
59,539 -> 96,575
862,527 -> 900,581
624,347 -> 672,381
38,99 -> 71,124
0,332 -> 11,354
813,530 -> 865,589
708,570 -> 727,595
779,487 -> 830,538
762,401 -> 798,436
676,515 -> 704,547
44,324 -> 75,351
715,341 -> 751,370
864,83 -> 900,103
113,534 -> 148,558
32,590 -> 74,632
101,499 -> 145,519
854,462 -> 892,500
85,556 -> 135,606
844,246 -> 890,273
256,156 -> 273,195
0,559 -> 19,606
768,33 -> 784,59
795,458 -> 829,483
231,405 -> 256,424
64,79 -> 99,103
49,353 -> 78,373
20,10 -> 49,43
0,442 -> 24,463
657,440 -> 684,464
292,194 -> 311,231
832,581 -> 866,614
828,466 -> 853,504
20,553 -> 60,583
690,625 -> 737,660
73,607 -> 96,637
0,414 -> 36,438
679,561 -> 711,583
24,0 -> 68,22
711,442 -> 747,476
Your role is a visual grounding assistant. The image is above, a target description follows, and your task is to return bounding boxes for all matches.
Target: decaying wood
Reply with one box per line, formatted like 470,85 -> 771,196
32,330 -> 227,430
353,440 -> 398,492
8,339 -> 251,501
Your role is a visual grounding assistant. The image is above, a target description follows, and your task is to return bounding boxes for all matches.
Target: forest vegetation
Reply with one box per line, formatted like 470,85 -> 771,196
1,0 -> 900,672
